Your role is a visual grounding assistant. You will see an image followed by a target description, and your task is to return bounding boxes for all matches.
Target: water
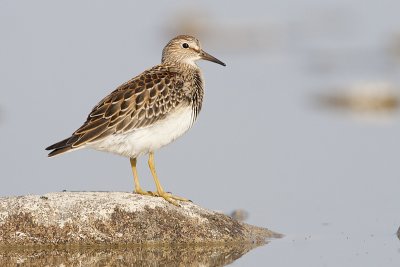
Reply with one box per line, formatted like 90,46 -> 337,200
1,0 -> 400,266
0,243 -> 270,266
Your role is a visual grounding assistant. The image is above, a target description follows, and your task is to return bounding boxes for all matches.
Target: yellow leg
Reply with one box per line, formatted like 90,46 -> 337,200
130,158 -> 151,196
148,152 -> 189,206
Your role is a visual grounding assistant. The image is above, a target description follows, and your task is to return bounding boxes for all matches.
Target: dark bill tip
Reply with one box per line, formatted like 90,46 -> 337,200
200,50 -> 226,66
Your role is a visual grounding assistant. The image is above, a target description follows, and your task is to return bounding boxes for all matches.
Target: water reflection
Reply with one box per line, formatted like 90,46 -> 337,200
0,242 -> 270,266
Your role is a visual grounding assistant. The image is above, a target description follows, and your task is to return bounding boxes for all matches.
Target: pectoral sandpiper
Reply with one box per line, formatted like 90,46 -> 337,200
46,35 -> 225,206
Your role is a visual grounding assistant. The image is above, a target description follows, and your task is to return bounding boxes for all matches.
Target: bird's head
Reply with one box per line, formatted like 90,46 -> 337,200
162,35 -> 226,67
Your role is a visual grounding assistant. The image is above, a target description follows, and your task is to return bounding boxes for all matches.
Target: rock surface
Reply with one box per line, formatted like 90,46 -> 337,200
0,192 -> 281,246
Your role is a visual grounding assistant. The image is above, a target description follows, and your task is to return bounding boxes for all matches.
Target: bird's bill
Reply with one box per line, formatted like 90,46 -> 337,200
200,50 -> 226,66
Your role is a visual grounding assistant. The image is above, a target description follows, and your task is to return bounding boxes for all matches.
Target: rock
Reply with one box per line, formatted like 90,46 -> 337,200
230,209 -> 249,222
397,225 -> 400,240
0,192 -> 281,246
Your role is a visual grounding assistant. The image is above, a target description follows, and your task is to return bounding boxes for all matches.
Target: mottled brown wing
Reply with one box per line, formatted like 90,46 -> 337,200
69,66 -> 186,148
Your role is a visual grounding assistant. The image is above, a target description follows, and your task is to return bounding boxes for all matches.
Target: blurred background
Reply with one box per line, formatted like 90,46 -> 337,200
1,0 -> 400,266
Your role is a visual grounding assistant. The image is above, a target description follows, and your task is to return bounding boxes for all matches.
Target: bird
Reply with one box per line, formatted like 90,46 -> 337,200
46,35 -> 226,206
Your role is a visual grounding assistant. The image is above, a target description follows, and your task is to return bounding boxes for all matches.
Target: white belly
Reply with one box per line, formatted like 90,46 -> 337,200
89,105 -> 194,158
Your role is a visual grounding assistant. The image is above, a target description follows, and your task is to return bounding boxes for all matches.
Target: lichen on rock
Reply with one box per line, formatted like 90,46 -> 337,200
0,192 -> 281,246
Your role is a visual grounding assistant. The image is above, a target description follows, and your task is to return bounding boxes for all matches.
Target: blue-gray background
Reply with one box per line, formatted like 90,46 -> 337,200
1,0 -> 400,266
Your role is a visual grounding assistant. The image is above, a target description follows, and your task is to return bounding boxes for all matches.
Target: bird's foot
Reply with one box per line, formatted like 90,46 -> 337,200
151,191 -> 191,206
134,188 -> 153,196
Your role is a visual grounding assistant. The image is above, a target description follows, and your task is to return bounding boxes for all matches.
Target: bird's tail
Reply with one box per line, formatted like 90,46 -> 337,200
45,136 -> 78,157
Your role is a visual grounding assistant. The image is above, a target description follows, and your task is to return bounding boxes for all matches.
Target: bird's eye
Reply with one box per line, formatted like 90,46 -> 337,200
182,43 -> 189,48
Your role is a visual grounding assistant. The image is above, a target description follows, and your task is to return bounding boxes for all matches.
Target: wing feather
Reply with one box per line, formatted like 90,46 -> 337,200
46,65 -> 195,157
72,122 -> 110,147
62,66 -> 186,150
